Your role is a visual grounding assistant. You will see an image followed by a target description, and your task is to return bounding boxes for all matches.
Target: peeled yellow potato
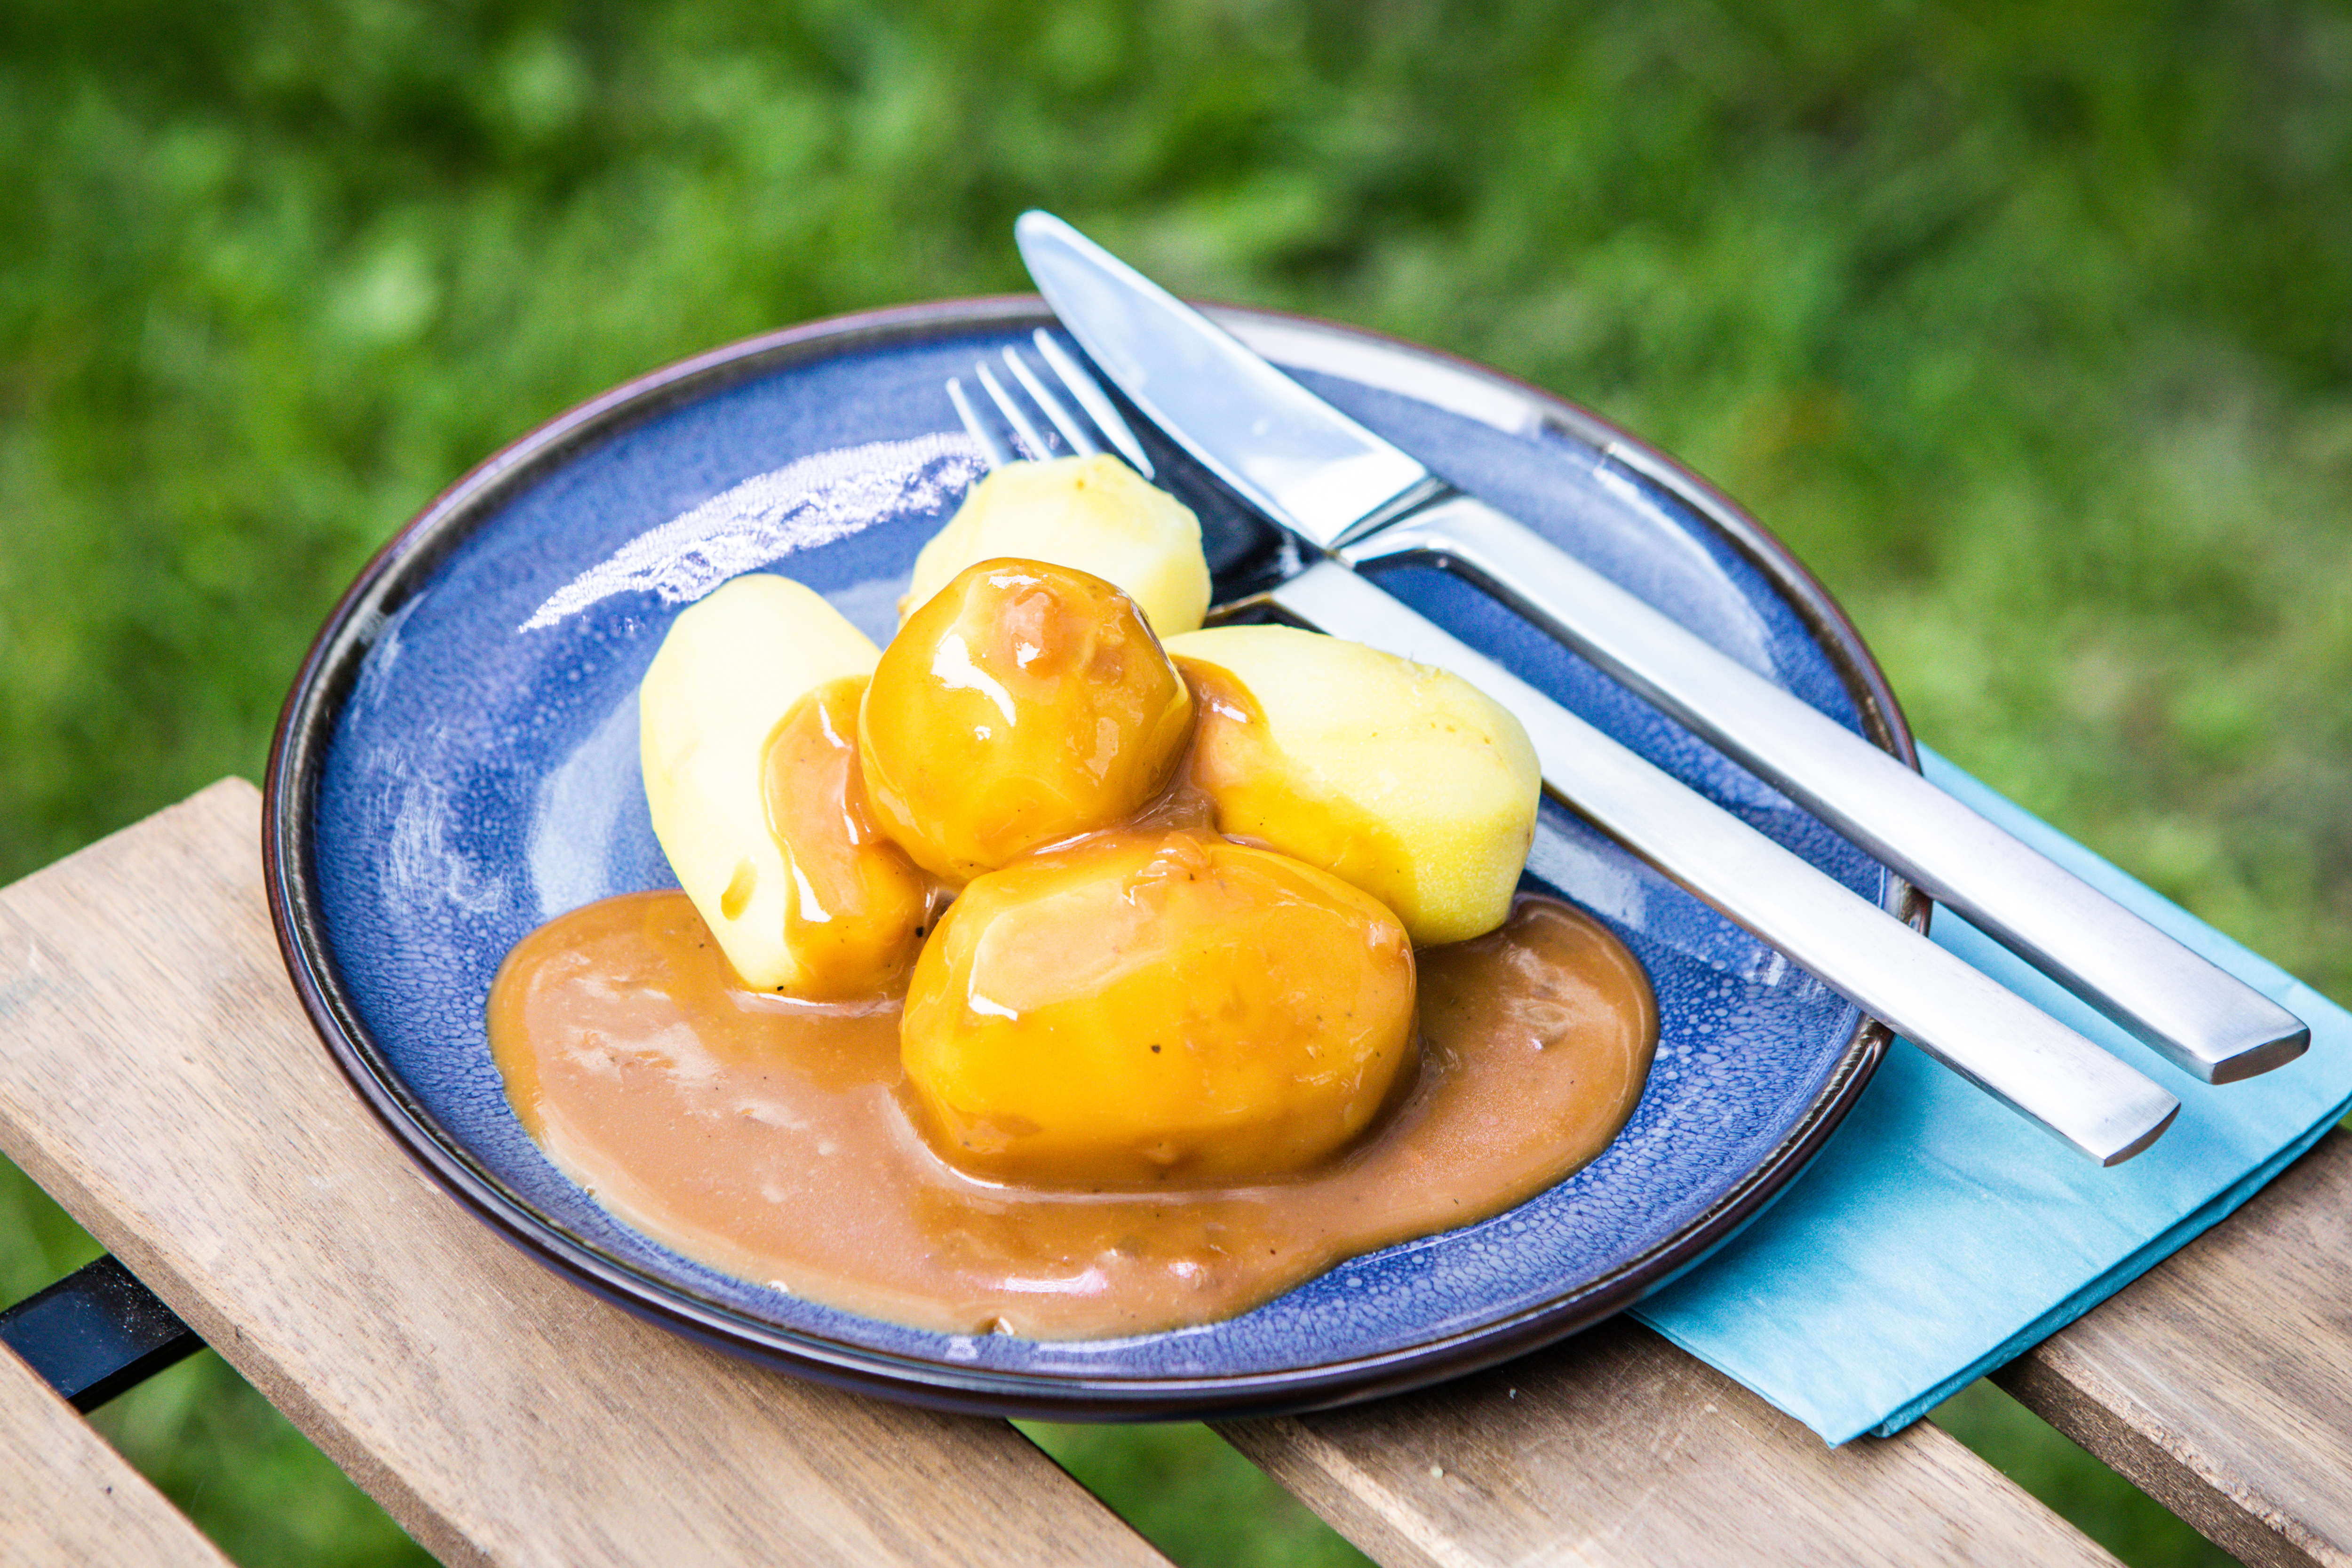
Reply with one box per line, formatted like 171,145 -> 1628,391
901,831 -> 1415,1188
1166,624 -> 1541,947
640,573 -> 927,995
904,454 -> 1210,634
860,558 -> 1194,884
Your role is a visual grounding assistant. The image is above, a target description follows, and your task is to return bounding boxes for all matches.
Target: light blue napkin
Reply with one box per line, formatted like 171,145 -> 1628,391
1633,746 -> 2352,1445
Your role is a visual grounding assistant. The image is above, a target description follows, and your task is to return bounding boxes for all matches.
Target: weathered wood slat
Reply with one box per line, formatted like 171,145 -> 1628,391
0,1341 -> 232,1568
0,781 -> 1165,1568
1218,1318 -> 2119,1567
1996,1127 -> 2352,1568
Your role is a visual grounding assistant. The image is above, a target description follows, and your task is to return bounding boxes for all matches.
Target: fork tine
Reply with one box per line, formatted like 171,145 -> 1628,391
1001,347 -> 1100,459
946,376 -> 1015,470
974,361 -> 1052,460
1032,330 -> 1155,479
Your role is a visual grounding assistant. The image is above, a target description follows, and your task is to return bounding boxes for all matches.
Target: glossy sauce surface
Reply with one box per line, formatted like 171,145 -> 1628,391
900,829 -> 1417,1188
860,559 -> 1194,883
489,889 -> 1658,1338
759,675 -> 933,999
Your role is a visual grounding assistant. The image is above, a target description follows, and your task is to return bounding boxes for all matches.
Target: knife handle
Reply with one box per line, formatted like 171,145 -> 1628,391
1269,563 -> 2180,1165
1341,494 -> 2309,1085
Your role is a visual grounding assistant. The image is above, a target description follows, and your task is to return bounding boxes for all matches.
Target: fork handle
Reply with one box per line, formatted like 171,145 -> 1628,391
1343,494 -> 2309,1084
1271,563 -> 2180,1164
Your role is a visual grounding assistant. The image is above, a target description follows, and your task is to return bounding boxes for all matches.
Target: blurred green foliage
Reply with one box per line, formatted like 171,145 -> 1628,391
3,0 -> 2344,1561
1024,1423 -> 1374,1567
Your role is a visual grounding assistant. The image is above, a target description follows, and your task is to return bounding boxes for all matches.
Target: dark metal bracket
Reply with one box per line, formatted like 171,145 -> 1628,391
0,1254 -> 204,1411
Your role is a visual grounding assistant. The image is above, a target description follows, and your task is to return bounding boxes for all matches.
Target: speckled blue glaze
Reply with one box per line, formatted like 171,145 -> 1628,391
298,314 -> 1894,1403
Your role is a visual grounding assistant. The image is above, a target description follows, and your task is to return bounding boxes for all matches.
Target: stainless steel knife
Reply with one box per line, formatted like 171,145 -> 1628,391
1015,208 -> 2308,1088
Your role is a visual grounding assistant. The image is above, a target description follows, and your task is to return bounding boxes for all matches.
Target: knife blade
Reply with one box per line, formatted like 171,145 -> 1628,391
1015,208 -> 2308,1087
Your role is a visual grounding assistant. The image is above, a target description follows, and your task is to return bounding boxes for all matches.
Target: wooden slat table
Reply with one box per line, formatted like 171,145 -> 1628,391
2,780 -> 2344,1567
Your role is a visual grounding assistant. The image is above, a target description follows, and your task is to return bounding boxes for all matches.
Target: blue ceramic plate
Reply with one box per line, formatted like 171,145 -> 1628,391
265,299 -> 1922,1418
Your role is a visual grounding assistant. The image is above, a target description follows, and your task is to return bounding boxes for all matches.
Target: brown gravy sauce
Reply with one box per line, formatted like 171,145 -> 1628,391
489,889 -> 1658,1338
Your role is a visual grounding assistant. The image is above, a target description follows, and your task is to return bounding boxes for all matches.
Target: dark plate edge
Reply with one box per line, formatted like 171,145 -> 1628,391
263,297 -> 1918,1420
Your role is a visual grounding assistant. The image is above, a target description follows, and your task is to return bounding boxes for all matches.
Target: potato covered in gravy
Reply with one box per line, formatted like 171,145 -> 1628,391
639,574 -> 930,997
900,831 -> 1416,1187
859,558 -> 1194,883
1167,624 -> 1542,946
903,454 -> 1211,635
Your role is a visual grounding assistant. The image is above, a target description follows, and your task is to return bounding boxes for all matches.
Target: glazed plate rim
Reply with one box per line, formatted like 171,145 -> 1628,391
263,296 -> 1923,1419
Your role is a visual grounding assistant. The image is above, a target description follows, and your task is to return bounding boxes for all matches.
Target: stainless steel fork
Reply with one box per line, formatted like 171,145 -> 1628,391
946,334 -> 2183,1164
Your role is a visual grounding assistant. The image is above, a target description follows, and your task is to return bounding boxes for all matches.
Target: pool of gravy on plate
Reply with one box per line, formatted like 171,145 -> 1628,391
488,885 -> 1658,1339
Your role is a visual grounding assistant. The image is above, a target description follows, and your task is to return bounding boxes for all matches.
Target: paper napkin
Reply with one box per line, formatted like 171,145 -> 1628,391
1633,747 -> 2352,1444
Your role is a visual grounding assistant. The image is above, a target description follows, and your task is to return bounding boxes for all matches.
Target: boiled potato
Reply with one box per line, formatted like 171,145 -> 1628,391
640,574 -> 928,995
860,558 -> 1194,883
756,675 -> 933,998
901,831 -> 1415,1187
905,454 -> 1210,634
1166,624 -> 1541,946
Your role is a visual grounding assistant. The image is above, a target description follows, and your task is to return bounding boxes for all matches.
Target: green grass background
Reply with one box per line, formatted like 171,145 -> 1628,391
4,0 -> 2346,1561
